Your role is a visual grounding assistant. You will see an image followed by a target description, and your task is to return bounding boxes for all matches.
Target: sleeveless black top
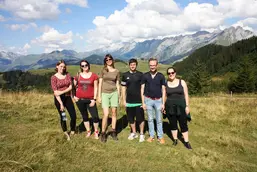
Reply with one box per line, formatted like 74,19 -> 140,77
165,79 -> 186,116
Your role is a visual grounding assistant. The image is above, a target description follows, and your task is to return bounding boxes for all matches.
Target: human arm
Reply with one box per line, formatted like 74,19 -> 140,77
141,84 -> 146,110
51,76 -> 64,111
98,78 -> 102,103
182,80 -> 190,114
89,79 -> 98,107
73,77 -> 79,102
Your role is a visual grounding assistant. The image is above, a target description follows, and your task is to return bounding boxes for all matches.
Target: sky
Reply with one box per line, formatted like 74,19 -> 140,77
0,0 -> 257,55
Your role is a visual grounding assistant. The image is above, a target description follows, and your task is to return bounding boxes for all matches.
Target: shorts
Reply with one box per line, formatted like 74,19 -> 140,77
126,106 -> 145,124
101,91 -> 119,108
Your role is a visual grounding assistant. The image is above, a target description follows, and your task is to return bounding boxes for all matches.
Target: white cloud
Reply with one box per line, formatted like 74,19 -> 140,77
31,28 -> 73,53
217,0 -> 257,18
0,0 -> 88,20
85,0 -> 257,51
0,15 -> 5,22
65,8 -> 72,14
85,0 -> 225,50
0,43 -> 31,55
6,22 -> 37,32
232,17 -> 257,33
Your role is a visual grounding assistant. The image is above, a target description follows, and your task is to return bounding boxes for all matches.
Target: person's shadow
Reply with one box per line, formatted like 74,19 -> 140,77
76,114 -> 129,135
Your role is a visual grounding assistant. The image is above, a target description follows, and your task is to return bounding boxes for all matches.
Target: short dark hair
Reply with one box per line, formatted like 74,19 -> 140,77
129,58 -> 138,65
80,60 -> 90,72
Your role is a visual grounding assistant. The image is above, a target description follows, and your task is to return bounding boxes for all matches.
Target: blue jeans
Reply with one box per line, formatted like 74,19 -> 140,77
144,96 -> 163,139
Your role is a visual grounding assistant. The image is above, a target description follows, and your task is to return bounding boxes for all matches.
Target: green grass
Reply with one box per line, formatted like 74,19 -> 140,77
0,91 -> 257,172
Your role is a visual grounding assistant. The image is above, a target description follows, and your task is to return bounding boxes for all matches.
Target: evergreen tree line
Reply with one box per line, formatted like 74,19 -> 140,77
1,70 -> 54,93
174,36 -> 257,94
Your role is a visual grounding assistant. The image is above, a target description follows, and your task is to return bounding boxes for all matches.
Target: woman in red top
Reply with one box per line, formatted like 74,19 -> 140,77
51,60 -> 77,141
74,60 -> 99,139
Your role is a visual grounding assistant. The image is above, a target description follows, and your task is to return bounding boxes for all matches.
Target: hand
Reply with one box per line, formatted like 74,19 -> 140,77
60,104 -> 65,111
142,103 -> 146,111
98,97 -> 101,104
162,109 -> 166,114
74,96 -> 79,102
123,100 -> 126,107
161,104 -> 165,112
185,106 -> 190,115
54,91 -> 62,96
89,100 -> 95,107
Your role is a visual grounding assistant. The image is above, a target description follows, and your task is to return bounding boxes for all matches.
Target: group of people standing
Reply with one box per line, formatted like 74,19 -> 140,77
50,54 -> 192,149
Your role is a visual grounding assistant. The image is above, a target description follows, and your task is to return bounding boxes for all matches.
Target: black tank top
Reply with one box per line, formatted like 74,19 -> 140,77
166,79 -> 184,100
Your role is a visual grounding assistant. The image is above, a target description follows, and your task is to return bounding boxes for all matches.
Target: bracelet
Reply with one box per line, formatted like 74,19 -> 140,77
186,105 -> 189,107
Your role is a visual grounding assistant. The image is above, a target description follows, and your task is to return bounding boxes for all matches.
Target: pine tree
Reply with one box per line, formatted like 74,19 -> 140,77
187,60 -> 211,95
228,55 -> 256,93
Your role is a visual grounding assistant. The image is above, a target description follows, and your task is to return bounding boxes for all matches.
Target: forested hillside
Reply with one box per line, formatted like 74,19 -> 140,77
174,36 -> 257,93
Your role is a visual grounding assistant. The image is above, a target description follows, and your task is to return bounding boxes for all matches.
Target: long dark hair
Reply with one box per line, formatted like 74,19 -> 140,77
102,54 -> 115,73
55,60 -> 67,74
80,59 -> 90,72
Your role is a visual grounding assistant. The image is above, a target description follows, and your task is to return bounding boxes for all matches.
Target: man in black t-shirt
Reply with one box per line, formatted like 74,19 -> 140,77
141,58 -> 166,144
121,58 -> 145,142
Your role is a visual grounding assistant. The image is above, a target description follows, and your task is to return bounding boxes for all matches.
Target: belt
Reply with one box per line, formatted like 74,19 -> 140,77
145,96 -> 161,100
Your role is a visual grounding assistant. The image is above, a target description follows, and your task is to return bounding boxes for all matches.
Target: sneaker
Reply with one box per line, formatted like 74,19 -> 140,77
158,138 -> 165,144
172,139 -> 178,146
128,133 -> 138,140
147,137 -> 154,143
100,132 -> 107,143
111,130 -> 118,141
94,131 -> 99,140
139,134 -> 145,142
86,131 -> 91,138
185,142 -> 192,149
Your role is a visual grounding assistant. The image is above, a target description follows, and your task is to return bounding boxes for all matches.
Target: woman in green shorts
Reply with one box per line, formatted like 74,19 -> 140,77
98,54 -> 120,143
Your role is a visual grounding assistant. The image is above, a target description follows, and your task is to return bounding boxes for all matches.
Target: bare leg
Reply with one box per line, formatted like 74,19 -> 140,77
111,107 -> 117,130
102,108 -> 109,133
139,121 -> 145,135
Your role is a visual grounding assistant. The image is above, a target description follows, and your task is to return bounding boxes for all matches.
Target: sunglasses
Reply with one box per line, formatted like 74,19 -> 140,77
167,72 -> 176,75
105,58 -> 112,62
81,64 -> 88,68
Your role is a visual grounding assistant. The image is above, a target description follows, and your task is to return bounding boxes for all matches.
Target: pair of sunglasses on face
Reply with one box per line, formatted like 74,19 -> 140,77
167,72 -> 176,75
105,58 -> 112,62
81,64 -> 88,68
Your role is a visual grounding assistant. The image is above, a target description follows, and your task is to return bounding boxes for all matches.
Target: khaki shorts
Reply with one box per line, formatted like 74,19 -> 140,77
101,91 -> 119,108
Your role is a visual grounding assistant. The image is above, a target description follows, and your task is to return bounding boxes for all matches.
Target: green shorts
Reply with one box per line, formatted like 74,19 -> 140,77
101,91 -> 119,108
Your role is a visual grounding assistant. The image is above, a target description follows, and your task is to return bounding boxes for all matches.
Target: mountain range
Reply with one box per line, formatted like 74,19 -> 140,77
0,26 -> 254,72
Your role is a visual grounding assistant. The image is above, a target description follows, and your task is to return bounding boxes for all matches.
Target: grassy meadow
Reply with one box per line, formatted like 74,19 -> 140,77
0,91 -> 257,172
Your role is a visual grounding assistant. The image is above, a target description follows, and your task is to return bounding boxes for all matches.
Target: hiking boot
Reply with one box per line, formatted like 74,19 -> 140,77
172,139 -> 178,146
158,138 -> 165,144
111,130 -> 118,141
86,131 -> 91,138
147,137 -> 154,143
128,133 -> 138,140
185,142 -> 192,149
139,134 -> 145,143
94,131 -> 99,140
100,132 -> 107,143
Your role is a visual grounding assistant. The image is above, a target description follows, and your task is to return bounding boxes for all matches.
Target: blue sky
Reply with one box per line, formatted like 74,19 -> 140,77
0,0 -> 257,54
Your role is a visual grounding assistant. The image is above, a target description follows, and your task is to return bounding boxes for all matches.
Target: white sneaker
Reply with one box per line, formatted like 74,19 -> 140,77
139,134 -> 145,142
128,133 -> 138,140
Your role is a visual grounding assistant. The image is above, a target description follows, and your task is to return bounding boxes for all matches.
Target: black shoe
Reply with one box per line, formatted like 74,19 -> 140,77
111,130 -> 118,141
172,139 -> 178,146
100,132 -> 107,143
185,142 -> 192,149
